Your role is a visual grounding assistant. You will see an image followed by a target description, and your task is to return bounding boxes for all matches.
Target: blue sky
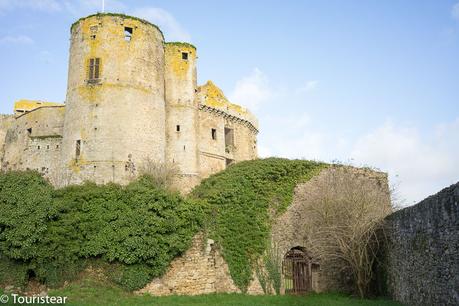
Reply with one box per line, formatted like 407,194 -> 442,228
0,0 -> 458,205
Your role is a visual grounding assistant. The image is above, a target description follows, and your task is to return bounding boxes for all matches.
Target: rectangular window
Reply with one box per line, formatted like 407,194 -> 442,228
88,58 -> 101,82
75,140 -> 81,158
182,52 -> 188,60
176,125 -> 180,132
211,128 -> 217,140
225,127 -> 234,153
124,27 -> 133,41
225,127 -> 234,146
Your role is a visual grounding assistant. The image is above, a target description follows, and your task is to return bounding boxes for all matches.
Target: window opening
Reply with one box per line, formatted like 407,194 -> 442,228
124,27 -> 133,41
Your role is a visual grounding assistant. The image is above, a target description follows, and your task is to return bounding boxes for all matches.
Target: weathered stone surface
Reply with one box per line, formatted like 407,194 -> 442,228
385,182 -> 459,306
137,233 -> 263,296
271,166 -> 390,294
0,14 -> 258,193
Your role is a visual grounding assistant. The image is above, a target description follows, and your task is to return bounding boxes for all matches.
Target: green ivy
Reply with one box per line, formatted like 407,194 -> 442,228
0,172 -> 207,290
192,158 -> 326,291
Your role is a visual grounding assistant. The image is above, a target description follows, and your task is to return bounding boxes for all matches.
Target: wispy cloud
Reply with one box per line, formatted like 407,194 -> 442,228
0,35 -> 34,44
230,68 -> 272,111
131,7 -> 191,41
0,1 -> 190,42
452,2 -> 459,21
0,0 -> 125,16
0,0 -> 61,13
350,119 -> 459,205
296,80 -> 319,94
61,0 -> 126,16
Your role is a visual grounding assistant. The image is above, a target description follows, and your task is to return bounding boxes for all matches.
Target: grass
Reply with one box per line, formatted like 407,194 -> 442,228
11,278 -> 401,306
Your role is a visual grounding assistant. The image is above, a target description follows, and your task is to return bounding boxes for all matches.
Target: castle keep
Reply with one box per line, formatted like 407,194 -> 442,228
0,14 -> 258,190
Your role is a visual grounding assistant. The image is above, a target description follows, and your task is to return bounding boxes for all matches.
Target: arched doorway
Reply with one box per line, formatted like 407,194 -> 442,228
283,247 -> 312,294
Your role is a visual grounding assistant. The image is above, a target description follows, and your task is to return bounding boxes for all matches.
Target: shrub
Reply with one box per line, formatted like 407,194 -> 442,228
0,172 -> 207,290
0,255 -> 29,288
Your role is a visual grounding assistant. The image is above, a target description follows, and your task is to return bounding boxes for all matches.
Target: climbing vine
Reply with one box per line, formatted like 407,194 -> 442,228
192,158 -> 326,291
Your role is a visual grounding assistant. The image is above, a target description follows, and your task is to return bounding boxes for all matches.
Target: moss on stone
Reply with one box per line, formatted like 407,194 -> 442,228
70,13 -> 164,39
165,41 -> 197,50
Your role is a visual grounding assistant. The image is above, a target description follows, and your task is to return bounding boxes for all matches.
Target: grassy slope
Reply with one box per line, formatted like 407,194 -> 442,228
22,278 -> 401,306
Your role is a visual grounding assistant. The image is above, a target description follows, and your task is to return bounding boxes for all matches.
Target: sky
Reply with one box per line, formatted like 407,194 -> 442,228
0,0 -> 458,206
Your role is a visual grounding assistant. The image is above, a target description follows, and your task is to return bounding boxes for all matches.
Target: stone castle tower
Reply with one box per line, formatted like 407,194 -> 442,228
0,14 -> 258,191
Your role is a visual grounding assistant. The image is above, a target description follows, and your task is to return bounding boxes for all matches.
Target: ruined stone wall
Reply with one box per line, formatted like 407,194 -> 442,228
1,107 -> 64,180
197,109 -> 227,179
0,14 -> 259,191
138,233 -> 263,296
61,14 -> 166,186
197,106 -> 258,180
0,114 -> 14,163
271,166 -> 390,293
385,182 -> 459,306
195,81 -> 258,180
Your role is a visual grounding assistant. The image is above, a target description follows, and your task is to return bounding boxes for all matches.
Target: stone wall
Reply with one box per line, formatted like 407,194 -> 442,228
385,182 -> 459,306
138,233 -> 263,296
0,115 -> 14,163
164,43 -> 200,193
1,107 -> 64,179
196,81 -> 258,180
61,14 -> 167,187
0,13 -> 259,192
271,166 -> 390,293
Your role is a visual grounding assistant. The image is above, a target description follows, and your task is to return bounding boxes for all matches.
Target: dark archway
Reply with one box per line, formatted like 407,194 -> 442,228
282,247 -> 312,294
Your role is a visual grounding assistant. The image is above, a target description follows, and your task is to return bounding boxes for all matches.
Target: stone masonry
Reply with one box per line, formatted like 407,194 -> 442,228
137,233 -> 263,296
0,13 -> 258,193
271,166 -> 391,294
384,182 -> 459,306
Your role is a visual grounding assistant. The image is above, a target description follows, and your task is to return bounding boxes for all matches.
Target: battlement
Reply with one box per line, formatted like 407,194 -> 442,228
197,81 -> 259,133
1,13 -> 258,191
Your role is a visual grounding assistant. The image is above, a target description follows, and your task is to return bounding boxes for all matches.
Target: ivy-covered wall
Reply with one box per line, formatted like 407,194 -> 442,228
385,182 -> 459,306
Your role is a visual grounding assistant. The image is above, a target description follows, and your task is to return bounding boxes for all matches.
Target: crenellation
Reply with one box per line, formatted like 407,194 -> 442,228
1,13 -> 258,191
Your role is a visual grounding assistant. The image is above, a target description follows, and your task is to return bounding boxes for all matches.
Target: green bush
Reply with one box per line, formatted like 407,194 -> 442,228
0,172 -> 207,290
192,158 -> 326,291
0,171 -> 53,260
0,255 -> 29,288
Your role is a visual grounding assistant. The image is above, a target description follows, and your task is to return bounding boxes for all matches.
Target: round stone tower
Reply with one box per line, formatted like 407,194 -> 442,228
164,42 -> 200,191
61,14 -> 166,184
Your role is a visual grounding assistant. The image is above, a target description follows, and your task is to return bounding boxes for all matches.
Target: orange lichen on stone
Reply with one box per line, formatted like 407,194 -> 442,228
14,99 -> 64,115
165,42 -> 196,80
199,81 -> 247,114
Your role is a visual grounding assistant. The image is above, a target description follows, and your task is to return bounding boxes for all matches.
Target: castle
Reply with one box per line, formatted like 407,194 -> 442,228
0,13 -> 258,191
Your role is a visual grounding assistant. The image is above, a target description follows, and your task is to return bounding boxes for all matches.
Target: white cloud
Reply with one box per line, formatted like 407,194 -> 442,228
296,80 -> 319,94
350,119 -> 459,205
257,103 -> 458,206
0,35 -> 34,44
452,2 -> 459,21
230,68 -> 272,111
62,0 -> 126,16
0,0 -> 126,15
131,7 -> 191,42
0,0 -> 61,13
